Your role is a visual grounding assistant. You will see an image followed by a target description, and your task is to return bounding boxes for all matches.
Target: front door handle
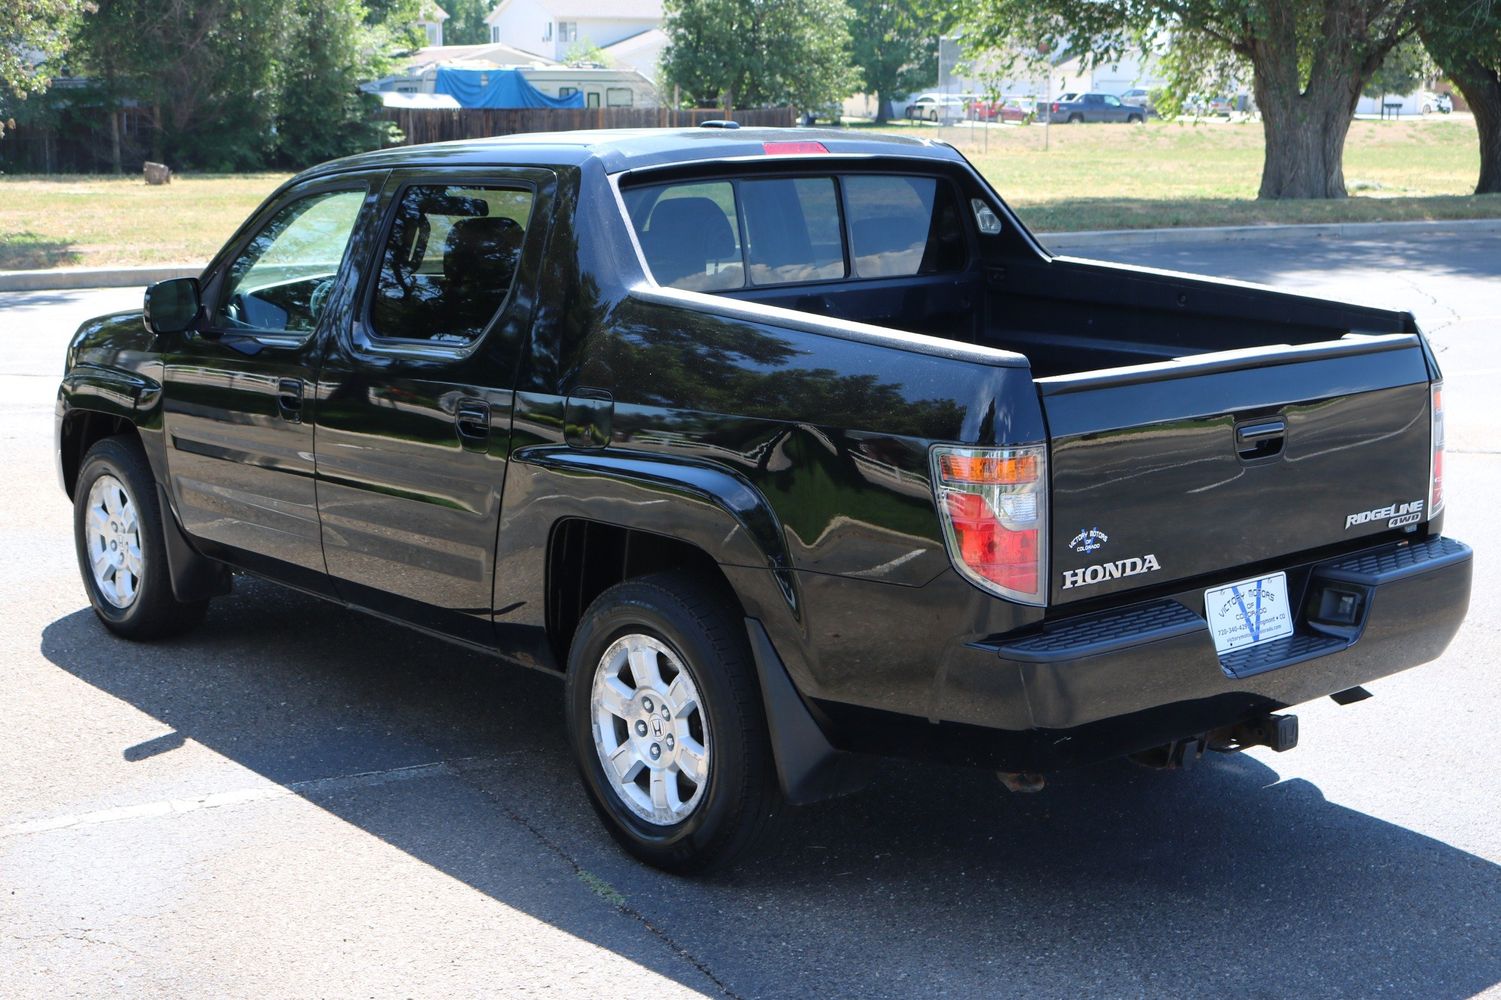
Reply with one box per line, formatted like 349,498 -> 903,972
455,399 -> 491,449
276,378 -> 303,423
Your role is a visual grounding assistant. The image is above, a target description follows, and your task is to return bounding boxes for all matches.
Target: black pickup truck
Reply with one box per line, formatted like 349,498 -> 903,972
56,127 -> 1471,872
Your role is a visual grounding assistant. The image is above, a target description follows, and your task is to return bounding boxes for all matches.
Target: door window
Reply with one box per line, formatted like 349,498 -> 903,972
213,189 -> 365,334
368,183 -> 535,345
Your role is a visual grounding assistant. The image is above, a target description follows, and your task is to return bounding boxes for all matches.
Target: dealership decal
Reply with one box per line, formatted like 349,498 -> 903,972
1068,527 -> 1109,554
1345,499 -> 1424,530
1062,554 -> 1161,590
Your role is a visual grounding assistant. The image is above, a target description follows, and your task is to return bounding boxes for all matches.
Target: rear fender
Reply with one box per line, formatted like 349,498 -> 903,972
510,445 -> 799,619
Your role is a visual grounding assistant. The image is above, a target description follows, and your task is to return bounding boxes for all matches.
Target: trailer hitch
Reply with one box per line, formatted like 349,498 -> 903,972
1208,713 -> 1299,754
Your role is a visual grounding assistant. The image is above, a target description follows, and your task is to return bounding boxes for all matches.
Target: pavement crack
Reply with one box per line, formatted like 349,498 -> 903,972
450,758 -> 742,1000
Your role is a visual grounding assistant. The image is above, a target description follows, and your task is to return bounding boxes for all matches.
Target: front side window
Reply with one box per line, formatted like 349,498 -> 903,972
369,184 -> 534,345
214,188 -> 365,334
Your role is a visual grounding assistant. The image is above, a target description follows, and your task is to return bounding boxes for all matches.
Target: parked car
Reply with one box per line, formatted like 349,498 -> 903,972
1043,92 -> 1146,123
905,92 -> 972,122
1118,87 -> 1155,112
972,97 -> 1032,123
57,126 -> 1469,874
1186,94 -> 1235,117
1417,91 -> 1453,114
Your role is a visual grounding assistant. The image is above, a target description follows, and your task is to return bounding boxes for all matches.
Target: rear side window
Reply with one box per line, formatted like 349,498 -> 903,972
369,184 -> 534,345
626,173 -> 966,291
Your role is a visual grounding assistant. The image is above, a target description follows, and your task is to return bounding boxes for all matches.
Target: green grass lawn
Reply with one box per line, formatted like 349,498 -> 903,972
0,173 -> 290,270
1,115 -> 1497,270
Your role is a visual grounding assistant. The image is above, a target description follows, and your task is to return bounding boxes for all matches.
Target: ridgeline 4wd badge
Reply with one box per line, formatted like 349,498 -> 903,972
1346,498 -> 1424,530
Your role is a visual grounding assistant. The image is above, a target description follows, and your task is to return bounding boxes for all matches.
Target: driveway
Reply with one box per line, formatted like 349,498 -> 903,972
2,238 -> 1498,998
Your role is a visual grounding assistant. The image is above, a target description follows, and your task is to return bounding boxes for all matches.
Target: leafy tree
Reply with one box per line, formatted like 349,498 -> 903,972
74,0 -> 292,169
1,0 -> 89,139
962,0 -> 1423,199
1363,35 -> 1431,101
275,0 -> 402,168
661,0 -> 860,114
845,0 -> 947,122
441,0 -> 493,46
564,42 -> 611,66
1421,2 -> 1501,192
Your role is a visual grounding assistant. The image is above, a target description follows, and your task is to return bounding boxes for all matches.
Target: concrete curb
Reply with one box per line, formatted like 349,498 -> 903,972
0,264 -> 204,292
4,216 -> 1500,291
1040,217 -> 1501,254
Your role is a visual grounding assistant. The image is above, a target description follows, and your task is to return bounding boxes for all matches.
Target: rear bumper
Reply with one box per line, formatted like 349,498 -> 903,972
837,535 -> 1470,772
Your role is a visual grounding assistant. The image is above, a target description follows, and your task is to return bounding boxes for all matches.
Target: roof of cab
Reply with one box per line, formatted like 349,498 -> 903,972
297,127 -> 965,180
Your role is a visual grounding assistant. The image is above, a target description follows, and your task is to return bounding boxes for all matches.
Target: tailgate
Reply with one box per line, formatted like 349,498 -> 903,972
1039,334 -> 1433,605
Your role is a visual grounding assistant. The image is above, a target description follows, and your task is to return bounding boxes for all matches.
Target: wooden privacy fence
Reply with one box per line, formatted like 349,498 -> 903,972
379,106 -> 798,145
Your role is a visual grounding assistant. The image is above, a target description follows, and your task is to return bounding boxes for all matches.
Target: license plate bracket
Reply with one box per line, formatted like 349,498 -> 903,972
1204,572 -> 1295,654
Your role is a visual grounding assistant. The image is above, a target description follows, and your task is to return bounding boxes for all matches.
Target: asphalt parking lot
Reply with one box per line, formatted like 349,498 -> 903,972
3,231 -> 1498,998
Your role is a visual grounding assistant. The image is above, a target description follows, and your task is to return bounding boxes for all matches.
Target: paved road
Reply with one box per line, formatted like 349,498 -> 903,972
2,239 -> 1498,998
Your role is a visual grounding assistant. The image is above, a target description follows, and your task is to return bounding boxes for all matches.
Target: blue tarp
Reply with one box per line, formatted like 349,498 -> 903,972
433,67 -> 585,110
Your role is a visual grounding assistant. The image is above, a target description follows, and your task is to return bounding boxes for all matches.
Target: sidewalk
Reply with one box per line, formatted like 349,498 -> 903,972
5,216 -> 1501,292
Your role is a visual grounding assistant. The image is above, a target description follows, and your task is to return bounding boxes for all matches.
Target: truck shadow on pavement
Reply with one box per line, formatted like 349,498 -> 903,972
39,579 -> 1501,999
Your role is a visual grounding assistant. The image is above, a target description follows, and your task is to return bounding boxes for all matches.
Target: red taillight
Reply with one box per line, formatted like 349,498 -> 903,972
1051,102 -> 1060,112
763,141 -> 828,155
945,493 -> 1039,593
931,444 -> 1048,605
1429,382 -> 1445,518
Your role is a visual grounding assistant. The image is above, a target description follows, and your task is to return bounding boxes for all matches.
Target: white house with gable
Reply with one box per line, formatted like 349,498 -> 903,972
485,0 -> 663,63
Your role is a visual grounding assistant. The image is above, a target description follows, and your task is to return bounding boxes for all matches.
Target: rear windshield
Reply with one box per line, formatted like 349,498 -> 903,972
622,173 -> 966,292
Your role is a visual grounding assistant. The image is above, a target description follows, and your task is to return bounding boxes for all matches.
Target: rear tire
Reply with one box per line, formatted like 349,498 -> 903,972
564,572 -> 781,874
1068,113 -> 1084,124
73,436 -> 208,640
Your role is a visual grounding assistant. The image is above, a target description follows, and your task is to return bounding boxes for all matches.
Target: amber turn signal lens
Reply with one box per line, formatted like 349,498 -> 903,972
939,453 -> 1039,485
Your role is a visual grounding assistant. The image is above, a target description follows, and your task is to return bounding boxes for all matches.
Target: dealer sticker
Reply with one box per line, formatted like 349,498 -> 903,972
1204,572 -> 1294,654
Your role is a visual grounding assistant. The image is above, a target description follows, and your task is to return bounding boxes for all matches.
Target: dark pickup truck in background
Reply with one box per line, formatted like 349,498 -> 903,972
56,127 -> 1471,872
1043,92 -> 1147,123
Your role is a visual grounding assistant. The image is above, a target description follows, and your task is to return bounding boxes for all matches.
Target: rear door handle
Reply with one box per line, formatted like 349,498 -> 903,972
276,378 -> 303,423
455,399 -> 491,449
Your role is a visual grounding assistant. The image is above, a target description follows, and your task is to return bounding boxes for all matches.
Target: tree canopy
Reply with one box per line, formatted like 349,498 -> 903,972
1,0 -> 88,137
845,0 -> 947,122
661,0 -> 860,113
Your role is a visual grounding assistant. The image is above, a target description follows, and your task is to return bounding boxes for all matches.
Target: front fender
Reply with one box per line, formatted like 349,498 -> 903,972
56,365 -> 161,497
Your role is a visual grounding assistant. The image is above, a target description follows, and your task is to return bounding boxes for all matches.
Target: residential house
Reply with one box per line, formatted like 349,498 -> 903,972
485,0 -> 663,66
417,2 -> 449,47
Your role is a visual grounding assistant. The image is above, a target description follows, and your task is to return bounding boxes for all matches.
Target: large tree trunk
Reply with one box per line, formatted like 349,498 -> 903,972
1243,0 -> 1396,199
874,89 -> 891,124
1423,46 -> 1501,194
1252,84 -> 1360,198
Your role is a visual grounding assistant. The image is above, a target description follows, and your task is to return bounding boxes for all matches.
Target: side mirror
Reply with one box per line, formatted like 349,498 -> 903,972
144,277 -> 202,335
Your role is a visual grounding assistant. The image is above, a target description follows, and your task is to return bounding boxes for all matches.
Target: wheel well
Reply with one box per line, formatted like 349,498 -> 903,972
60,410 -> 136,500
545,519 -> 741,668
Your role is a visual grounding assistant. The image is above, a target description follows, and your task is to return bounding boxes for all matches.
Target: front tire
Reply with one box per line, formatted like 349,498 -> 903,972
73,436 -> 208,639
564,572 -> 781,873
